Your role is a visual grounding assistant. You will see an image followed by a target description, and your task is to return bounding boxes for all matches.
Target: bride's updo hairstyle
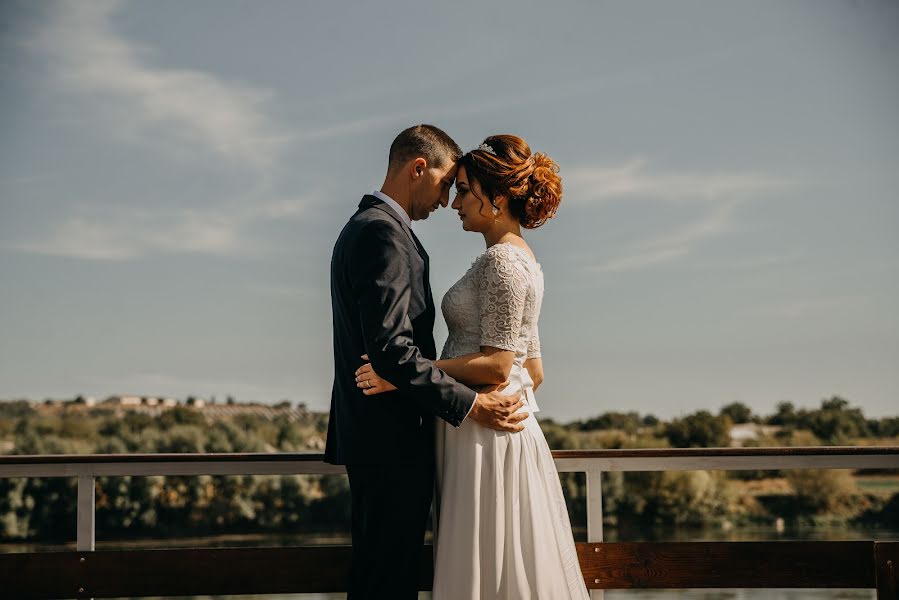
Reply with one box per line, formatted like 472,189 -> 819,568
458,134 -> 562,229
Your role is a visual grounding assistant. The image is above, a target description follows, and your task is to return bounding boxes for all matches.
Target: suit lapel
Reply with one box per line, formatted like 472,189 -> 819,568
358,195 -> 433,307
358,195 -> 425,260
407,228 -> 428,262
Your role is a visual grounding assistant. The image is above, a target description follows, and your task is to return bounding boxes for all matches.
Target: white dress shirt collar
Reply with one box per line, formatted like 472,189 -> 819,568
371,190 -> 412,228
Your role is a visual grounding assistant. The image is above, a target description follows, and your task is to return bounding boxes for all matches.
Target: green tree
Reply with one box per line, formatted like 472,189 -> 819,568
664,411 -> 731,448
876,416 -> 899,437
156,425 -> 205,453
802,396 -> 871,444
157,406 -> 206,430
642,414 -> 660,427
768,401 -> 797,426
576,411 -> 643,434
0,400 -> 35,419
720,402 -> 752,424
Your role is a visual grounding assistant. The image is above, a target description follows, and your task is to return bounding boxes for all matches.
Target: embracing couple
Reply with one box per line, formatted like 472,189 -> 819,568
325,124 -> 588,599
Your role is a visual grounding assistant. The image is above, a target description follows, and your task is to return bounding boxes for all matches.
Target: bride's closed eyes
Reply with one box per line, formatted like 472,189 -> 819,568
455,183 -> 469,196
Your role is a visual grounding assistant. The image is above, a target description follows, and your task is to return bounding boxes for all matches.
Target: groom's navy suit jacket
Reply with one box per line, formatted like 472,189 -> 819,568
325,195 -> 475,465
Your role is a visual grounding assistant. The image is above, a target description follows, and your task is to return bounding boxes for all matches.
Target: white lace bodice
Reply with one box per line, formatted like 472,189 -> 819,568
440,242 -> 543,364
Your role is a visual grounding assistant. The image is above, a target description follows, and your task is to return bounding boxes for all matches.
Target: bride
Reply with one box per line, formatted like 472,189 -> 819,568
356,134 -> 589,599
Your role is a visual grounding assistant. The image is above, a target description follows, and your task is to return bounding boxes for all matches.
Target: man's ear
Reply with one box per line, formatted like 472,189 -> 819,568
410,157 -> 427,179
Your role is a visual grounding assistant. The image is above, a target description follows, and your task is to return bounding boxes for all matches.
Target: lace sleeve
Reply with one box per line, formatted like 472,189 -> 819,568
477,246 -> 529,352
527,322 -> 541,358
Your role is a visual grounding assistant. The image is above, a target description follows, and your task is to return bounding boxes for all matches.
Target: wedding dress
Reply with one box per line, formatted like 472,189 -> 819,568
432,242 -> 589,599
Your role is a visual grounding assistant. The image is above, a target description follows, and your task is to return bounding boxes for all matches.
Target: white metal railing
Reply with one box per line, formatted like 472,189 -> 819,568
2,447 -> 898,600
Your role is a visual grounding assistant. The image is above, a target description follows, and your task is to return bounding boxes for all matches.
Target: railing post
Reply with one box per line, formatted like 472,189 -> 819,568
586,470 -> 604,600
875,541 -> 899,600
76,475 -> 95,552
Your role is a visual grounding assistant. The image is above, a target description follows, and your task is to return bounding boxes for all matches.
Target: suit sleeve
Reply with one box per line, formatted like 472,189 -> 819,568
349,221 -> 476,427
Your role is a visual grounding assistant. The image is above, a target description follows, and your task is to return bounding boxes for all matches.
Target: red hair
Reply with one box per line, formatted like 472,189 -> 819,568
458,134 -> 562,229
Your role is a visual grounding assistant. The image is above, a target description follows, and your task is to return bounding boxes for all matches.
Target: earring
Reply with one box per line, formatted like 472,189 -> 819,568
492,206 -> 500,215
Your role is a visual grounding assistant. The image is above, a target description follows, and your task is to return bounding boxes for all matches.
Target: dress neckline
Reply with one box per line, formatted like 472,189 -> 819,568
487,241 -> 542,271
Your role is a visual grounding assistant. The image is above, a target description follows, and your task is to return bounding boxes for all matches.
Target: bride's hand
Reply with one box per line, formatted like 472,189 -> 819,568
355,354 -> 398,395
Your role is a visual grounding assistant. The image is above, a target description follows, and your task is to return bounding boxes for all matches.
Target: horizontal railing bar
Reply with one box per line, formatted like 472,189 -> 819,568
554,454 -> 899,472
1,447 -> 896,478
0,460 -> 348,478
554,446 -> 899,457
1,541 -> 887,598
0,452 -> 336,464
576,541 -> 879,589
3,445 -> 896,464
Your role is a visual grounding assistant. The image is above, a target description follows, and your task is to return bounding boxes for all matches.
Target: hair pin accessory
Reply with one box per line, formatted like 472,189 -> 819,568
478,142 -> 497,156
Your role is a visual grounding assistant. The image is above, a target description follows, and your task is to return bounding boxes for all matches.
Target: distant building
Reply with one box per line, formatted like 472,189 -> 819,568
72,395 -> 97,407
729,423 -> 782,446
108,395 -> 142,406
185,397 -> 206,408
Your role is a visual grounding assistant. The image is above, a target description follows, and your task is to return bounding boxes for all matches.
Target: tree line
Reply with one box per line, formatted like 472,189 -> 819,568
0,395 -> 896,541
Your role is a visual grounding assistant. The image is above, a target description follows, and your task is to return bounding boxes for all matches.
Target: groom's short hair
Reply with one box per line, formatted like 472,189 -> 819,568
388,124 -> 462,172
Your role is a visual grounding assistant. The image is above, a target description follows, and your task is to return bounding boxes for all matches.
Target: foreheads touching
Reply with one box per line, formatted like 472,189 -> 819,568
385,124 -> 462,220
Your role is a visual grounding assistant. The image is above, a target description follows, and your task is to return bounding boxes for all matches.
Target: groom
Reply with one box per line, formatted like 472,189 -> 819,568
325,124 -> 527,598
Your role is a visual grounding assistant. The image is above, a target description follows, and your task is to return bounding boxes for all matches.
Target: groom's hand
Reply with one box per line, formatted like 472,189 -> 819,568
468,382 -> 528,433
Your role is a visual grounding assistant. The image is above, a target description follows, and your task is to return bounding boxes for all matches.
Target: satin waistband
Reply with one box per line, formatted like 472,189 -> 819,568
511,364 -> 540,414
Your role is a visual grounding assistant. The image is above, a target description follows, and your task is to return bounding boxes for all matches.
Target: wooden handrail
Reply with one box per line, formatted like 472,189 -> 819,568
3,447 -> 896,479
2,445 -> 897,465
2,542 -> 897,598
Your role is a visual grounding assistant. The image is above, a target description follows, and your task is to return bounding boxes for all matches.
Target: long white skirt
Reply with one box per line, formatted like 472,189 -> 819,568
432,364 -> 590,599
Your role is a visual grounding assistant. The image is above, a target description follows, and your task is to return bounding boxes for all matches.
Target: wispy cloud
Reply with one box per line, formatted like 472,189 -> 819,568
249,196 -> 309,220
588,199 -> 740,273
566,157 -> 790,204
29,0 -> 289,170
579,158 -> 794,273
5,1 -> 310,260
7,197 -> 311,260
9,207 -> 246,260
289,36 -> 774,144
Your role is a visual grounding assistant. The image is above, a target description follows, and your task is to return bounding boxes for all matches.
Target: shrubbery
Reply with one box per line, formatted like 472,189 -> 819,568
785,469 -> 857,513
0,404 -> 342,540
0,394 -> 896,541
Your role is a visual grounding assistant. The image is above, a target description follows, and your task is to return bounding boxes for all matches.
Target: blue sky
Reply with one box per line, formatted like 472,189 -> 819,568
1,0 -> 897,421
